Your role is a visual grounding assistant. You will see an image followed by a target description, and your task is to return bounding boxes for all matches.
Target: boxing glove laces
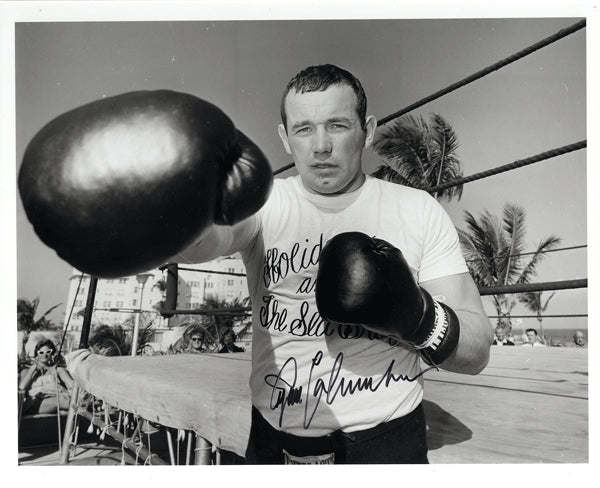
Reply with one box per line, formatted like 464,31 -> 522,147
315,232 -> 460,366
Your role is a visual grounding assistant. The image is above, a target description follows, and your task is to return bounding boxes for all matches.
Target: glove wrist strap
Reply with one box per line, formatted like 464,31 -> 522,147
416,300 -> 451,350
413,290 -> 460,366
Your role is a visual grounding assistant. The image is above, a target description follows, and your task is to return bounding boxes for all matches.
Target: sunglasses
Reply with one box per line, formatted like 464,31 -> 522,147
191,338 -> 202,342
37,350 -> 54,356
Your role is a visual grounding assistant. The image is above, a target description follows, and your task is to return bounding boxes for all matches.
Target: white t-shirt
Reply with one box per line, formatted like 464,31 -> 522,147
237,175 -> 467,436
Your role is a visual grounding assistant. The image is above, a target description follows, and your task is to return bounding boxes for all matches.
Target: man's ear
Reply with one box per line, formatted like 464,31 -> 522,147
278,124 -> 292,155
363,115 -> 377,148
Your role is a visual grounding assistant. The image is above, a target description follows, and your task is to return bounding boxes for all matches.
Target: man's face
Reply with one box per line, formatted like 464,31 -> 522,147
526,331 -> 537,343
495,329 -> 506,341
190,335 -> 203,350
224,334 -> 234,347
574,332 -> 585,346
278,84 -> 376,195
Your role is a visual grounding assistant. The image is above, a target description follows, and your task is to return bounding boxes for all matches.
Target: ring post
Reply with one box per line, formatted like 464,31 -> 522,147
194,435 -> 212,465
59,384 -> 81,464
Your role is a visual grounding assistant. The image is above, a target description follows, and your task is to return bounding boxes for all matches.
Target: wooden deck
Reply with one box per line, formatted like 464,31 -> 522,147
18,345 -> 588,464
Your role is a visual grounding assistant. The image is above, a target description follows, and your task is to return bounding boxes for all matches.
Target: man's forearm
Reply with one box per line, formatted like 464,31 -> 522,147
172,217 -> 258,264
439,309 -> 493,374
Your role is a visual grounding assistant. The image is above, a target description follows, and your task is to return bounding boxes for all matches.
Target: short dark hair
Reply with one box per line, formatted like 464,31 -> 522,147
34,339 -> 56,355
280,64 -> 367,130
525,328 -> 538,335
221,329 -> 236,341
189,328 -> 205,338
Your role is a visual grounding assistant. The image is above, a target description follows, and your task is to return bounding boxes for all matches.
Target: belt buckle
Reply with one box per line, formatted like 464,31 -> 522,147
283,449 -> 335,465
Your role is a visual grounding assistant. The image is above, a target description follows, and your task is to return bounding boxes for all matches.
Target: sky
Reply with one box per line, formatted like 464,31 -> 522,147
1,1 -> 594,338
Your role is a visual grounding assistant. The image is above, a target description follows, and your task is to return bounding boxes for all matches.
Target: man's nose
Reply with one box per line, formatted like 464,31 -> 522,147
312,127 -> 332,155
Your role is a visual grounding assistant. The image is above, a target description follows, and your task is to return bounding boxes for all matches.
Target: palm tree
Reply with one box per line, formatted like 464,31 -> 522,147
152,277 -> 167,312
89,319 -> 155,356
371,113 -> 464,201
17,297 -> 61,332
88,311 -> 158,356
518,291 -> 556,341
89,324 -> 131,356
458,203 -> 561,329
121,312 -> 158,354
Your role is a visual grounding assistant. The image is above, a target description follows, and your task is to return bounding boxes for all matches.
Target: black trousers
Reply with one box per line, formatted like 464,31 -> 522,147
245,404 -> 429,464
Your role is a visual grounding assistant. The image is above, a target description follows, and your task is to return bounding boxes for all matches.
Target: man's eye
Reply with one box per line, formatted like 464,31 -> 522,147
295,127 -> 312,135
330,123 -> 348,131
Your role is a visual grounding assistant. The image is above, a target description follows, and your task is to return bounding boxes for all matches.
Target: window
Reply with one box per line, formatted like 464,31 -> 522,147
132,299 -> 137,307
119,278 -> 128,284
103,301 -> 111,307
227,280 -> 233,286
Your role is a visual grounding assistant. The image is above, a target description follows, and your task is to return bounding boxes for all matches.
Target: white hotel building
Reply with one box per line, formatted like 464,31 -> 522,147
63,256 -> 249,331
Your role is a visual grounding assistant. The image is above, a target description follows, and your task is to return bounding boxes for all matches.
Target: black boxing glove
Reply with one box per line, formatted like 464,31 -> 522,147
18,90 -> 272,278
315,232 -> 460,366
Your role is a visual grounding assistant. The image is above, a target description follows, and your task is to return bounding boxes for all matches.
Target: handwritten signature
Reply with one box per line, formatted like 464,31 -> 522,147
264,351 -> 436,429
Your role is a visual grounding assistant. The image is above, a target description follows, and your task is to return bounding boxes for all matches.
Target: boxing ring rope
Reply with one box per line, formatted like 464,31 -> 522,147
427,140 -> 586,194
159,308 -> 251,316
478,279 -> 587,296
464,244 -> 586,264
156,279 -> 588,317
273,18 -> 586,176
163,243 -> 588,275
175,266 -> 247,277
488,315 -> 587,319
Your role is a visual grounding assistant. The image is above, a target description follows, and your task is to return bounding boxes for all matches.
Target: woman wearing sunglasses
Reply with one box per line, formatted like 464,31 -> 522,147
18,339 -> 73,414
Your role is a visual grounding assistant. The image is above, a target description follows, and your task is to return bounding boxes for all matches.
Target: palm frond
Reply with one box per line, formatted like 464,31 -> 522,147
38,303 -> 63,321
517,235 -> 562,284
152,278 -> 167,293
373,113 -> 464,202
372,115 -> 431,184
541,292 -> 556,312
17,297 -> 60,331
502,204 -> 527,255
371,164 -> 419,187
89,324 -> 131,356
518,291 -> 542,312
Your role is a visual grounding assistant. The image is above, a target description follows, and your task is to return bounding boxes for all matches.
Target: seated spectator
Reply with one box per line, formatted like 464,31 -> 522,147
185,328 -> 207,354
566,330 -> 587,348
19,339 -> 74,415
493,326 -> 515,346
522,328 -> 546,347
218,329 -> 245,353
